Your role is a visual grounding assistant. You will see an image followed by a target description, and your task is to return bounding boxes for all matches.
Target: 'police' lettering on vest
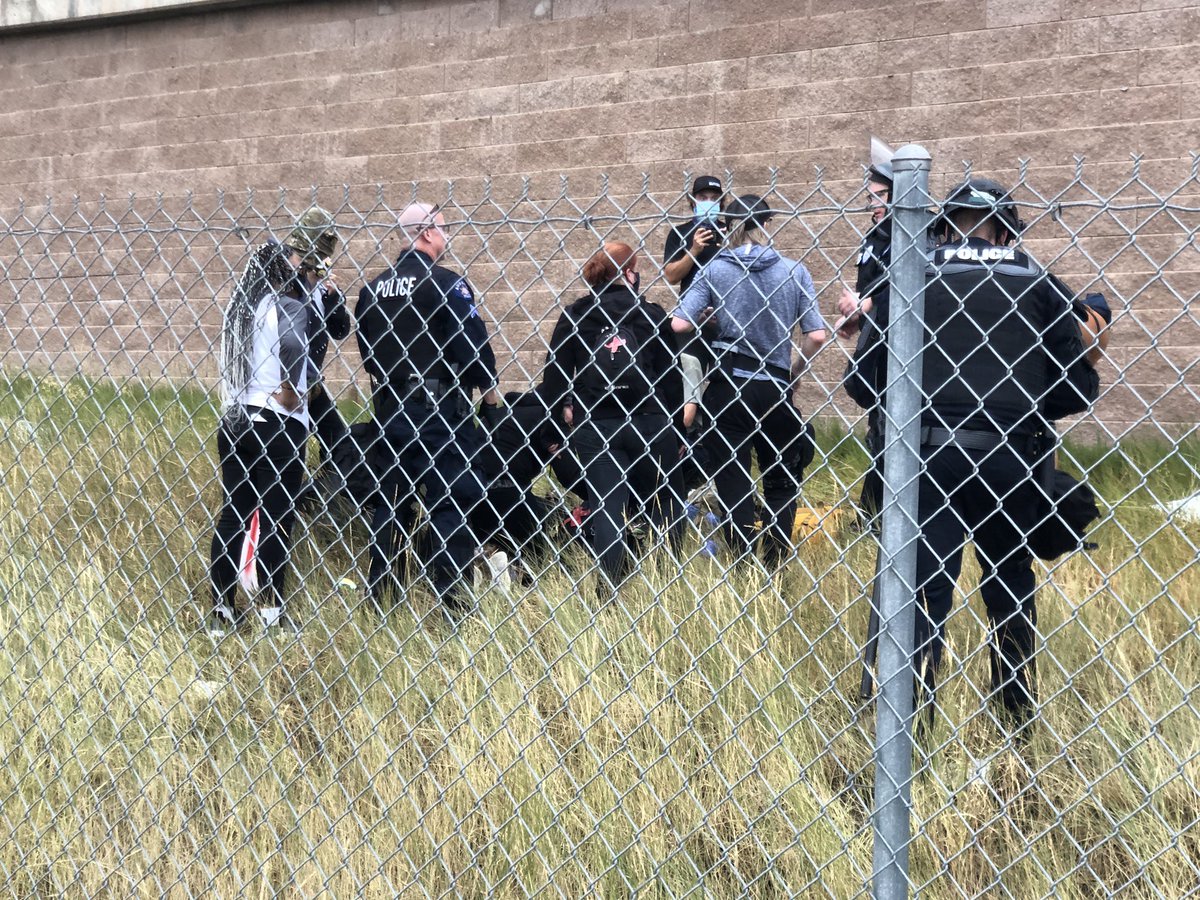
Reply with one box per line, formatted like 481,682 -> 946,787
943,246 -> 1016,263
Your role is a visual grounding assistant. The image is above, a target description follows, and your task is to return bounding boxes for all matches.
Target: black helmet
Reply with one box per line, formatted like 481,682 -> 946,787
939,177 -> 1023,241
867,135 -> 894,188
723,193 -> 774,230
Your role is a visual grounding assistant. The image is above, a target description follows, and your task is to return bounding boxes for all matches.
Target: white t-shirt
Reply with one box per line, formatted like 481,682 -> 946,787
237,290 -> 310,427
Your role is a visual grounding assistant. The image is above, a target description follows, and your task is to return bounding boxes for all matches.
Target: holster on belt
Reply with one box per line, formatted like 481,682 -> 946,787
865,418 -> 883,458
406,374 -> 470,418
1032,428 -> 1057,497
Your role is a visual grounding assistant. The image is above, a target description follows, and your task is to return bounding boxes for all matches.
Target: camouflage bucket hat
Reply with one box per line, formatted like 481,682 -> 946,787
287,207 -> 339,270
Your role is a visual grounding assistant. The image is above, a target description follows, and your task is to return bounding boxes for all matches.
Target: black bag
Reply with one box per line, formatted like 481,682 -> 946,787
1028,469 -> 1100,560
580,321 -> 645,398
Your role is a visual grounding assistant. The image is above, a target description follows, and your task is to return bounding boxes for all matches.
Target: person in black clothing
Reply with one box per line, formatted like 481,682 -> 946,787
662,176 -> 727,500
837,137 -> 897,338
208,239 -> 313,636
470,387 -> 580,563
542,241 -> 685,593
286,207 -> 352,470
663,174 -> 726,296
356,202 -> 504,620
838,139 -> 900,698
845,177 -> 1100,732
837,137 -> 897,523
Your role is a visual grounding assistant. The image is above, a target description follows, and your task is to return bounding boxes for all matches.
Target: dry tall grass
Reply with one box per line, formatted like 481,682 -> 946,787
1,373 -> 1198,898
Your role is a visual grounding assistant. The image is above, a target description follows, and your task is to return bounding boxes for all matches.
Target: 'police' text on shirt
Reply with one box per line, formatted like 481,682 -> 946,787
374,276 -> 417,299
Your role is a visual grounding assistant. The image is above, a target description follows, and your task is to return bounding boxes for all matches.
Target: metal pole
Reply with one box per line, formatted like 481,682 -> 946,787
872,144 -> 932,900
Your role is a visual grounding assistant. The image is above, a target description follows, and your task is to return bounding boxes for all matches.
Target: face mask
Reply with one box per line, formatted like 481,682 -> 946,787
694,200 -> 720,223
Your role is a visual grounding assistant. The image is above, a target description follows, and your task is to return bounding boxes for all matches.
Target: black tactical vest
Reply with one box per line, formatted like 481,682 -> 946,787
921,244 -> 1053,433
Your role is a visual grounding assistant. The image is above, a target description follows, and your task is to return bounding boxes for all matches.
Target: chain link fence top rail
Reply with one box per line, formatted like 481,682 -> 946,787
0,162 -> 1197,898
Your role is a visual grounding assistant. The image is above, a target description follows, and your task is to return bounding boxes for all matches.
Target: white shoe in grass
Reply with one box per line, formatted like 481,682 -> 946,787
204,606 -> 240,639
257,607 -> 301,635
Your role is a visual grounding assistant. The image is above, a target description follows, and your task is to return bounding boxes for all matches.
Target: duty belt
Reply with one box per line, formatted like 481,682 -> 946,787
404,374 -> 458,401
403,374 -> 471,417
920,426 -> 1040,457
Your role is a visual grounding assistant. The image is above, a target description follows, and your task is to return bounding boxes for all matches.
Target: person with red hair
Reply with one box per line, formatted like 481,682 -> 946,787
541,242 -> 685,595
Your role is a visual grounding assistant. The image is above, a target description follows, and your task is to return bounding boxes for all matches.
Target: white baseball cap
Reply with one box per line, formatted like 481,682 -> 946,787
397,202 -> 441,239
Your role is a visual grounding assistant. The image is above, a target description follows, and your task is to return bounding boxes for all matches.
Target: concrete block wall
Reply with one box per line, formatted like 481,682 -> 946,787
1,0 -> 1197,434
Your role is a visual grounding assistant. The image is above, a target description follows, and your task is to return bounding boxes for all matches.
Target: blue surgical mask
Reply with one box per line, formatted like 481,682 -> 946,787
694,200 -> 720,223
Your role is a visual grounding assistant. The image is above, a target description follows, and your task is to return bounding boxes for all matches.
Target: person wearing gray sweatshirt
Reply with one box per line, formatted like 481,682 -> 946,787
671,194 -> 828,566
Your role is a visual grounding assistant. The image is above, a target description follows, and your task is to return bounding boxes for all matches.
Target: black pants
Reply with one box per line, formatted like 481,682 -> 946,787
914,443 -> 1041,725
672,423 -> 714,496
308,381 -> 350,466
703,372 -> 811,563
571,414 -> 683,587
368,399 -> 485,611
858,419 -> 884,524
210,411 -> 307,612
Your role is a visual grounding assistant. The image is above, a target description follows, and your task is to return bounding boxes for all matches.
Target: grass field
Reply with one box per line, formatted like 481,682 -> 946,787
1,372 -> 1198,898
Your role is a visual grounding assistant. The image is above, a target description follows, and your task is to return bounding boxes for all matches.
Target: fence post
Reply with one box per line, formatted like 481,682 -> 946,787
872,144 -> 932,900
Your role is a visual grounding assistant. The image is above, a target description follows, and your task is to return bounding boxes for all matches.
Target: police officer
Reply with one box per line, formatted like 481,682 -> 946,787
286,208 -> 352,471
845,177 -> 1099,732
838,137 -> 897,523
356,202 -> 503,621
837,136 -> 896,338
672,194 -> 827,566
839,139 -> 900,699
470,386 -> 579,567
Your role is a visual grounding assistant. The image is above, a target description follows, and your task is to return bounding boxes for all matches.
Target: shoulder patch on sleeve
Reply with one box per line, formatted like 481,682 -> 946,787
453,278 -> 479,316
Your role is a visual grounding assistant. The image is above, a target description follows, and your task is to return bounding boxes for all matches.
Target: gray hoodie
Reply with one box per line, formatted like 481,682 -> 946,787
673,244 -> 824,379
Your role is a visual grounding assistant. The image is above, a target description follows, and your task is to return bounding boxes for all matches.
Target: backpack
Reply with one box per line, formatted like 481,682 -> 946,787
579,319 -> 645,398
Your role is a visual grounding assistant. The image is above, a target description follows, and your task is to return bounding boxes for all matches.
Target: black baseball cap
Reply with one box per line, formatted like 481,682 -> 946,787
692,175 -> 722,195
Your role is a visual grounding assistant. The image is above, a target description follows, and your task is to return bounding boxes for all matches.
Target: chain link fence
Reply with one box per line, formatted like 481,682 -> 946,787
0,158 -> 1198,898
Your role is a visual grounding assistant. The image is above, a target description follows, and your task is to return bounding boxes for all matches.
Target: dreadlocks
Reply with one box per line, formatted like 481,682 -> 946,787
220,239 -> 297,424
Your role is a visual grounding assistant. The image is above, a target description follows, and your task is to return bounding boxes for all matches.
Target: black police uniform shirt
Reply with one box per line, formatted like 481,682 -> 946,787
355,249 -> 498,430
663,219 -> 722,294
855,216 -> 892,301
845,236 -> 1099,436
852,217 -> 892,444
